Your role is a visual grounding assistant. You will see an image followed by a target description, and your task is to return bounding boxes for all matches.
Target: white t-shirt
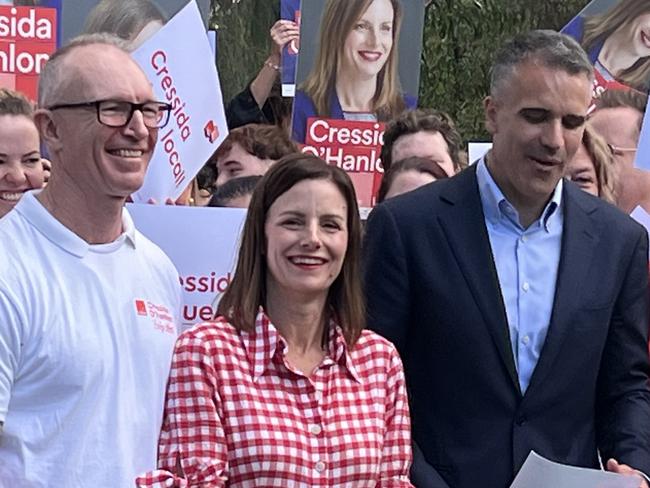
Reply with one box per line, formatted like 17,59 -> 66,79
0,192 -> 182,488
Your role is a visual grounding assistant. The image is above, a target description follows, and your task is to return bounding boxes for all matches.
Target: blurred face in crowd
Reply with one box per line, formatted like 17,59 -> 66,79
589,106 -> 641,171
265,178 -> 348,302
384,169 -> 436,200
215,143 -> 272,187
390,130 -> 455,176
564,143 -> 598,197
44,45 -> 157,200
340,0 -> 394,80
485,61 -> 591,214
0,114 -> 43,217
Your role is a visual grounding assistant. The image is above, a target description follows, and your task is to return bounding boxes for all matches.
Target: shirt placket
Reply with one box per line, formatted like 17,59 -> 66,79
306,359 -> 333,488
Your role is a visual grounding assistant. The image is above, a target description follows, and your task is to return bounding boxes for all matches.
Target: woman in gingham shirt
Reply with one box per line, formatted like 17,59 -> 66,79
137,154 -> 413,487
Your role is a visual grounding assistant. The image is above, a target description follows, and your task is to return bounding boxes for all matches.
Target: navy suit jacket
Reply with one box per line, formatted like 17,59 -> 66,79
363,166 -> 650,487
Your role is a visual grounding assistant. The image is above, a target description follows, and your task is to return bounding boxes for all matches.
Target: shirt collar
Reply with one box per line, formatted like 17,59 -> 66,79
476,157 -> 562,232
242,309 -> 362,384
15,191 -> 137,258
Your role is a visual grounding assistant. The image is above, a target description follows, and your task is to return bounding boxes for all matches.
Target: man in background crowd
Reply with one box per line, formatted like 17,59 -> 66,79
380,108 -> 465,176
364,30 -> 650,488
0,34 -> 181,486
212,123 -> 298,187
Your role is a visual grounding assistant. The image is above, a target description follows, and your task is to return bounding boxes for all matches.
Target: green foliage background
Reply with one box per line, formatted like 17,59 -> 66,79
211,0 -> 588,142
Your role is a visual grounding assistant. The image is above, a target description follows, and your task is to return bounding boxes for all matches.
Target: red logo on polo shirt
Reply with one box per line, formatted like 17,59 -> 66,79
135,298 -> 176,335
135,299 -> 147,316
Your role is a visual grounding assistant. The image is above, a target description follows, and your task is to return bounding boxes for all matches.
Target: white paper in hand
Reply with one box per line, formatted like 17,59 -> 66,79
510,451 -> 640,488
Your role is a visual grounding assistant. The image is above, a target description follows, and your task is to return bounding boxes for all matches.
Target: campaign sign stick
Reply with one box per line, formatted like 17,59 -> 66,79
131,0 -> 228,203
128,204 -> 246,332
280,0 -> 300,97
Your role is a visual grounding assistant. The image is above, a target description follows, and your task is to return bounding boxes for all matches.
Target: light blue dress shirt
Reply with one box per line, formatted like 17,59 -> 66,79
476,159 -> 564,393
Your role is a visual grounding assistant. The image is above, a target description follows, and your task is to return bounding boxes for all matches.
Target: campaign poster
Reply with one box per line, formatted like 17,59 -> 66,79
562,0 -> 650,97
59,0 -> 210,43
291,0 -> 425,210
130,0 -> 228,203
0,0 -> 61,101
128,204 -> 246,332
280,0 -> 300,97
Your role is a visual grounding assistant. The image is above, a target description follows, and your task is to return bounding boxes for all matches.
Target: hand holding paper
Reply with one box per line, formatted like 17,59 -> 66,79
510,452 -> 641,488
607,459 -> 649,488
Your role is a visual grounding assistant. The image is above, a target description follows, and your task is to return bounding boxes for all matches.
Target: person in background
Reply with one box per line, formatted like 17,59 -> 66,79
0,34 -> 181,486
292,0 -> 416,144
364,30 -> 650,488
83,0 -> 166,50
226,19 -> 299,132
137,154 -> 413,487
376,156 -> 448,203
187,164 -> 218,207
212,123 -> 298,187
564,122 -> 617,204
0,88 -> 44,218
380,108 -> 464,175
208,175 -> 262,209
590,89 -> 650,224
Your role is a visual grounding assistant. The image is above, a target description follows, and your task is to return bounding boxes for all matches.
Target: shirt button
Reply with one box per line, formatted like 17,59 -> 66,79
522,335 -> 530,346
315,461 -> 326,472
310,424 -> 322,436
521,235 -> 528,243
522,282 -> 530,292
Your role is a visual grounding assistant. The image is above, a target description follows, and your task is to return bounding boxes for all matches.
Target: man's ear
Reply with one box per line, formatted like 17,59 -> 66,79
483,96 -> 498,135
34,109 -> 63,153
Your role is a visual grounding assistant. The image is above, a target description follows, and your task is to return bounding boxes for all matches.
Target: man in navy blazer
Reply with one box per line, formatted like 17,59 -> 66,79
364,30 -> 650,488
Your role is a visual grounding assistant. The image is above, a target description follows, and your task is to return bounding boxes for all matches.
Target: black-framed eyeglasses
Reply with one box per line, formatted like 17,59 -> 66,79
47,99 -> 172,129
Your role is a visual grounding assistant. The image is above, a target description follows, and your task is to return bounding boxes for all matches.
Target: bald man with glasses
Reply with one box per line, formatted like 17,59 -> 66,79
0,34 -> 181,487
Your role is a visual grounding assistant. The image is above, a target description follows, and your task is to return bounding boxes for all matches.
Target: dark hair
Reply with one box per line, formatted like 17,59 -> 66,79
208,175 -> 262,207
490,30 -> 593,98
380,109 -> 463,172
594,89 -> 648,132
0,88 -> 34,117
195,163 -> 217,192
211,123 -> 298,165
377,156 -> 448,202
217,153 -> 365,346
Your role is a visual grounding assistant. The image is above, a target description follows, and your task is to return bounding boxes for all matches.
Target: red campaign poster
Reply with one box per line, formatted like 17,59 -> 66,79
302,117 -> 385,208
0,5 -> 57,101
291,0 -> 426,212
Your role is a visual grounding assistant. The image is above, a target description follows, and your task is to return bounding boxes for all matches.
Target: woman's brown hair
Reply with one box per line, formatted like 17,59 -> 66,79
217,153 -> 365,346
582,0 -> 650,92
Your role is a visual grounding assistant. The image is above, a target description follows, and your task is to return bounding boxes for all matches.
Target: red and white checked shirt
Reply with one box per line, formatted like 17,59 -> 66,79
136,311 -> 413,487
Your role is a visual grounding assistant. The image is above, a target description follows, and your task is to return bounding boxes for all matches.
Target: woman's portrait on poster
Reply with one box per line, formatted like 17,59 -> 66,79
292,0 -> 416,144
564,0 -> 650,93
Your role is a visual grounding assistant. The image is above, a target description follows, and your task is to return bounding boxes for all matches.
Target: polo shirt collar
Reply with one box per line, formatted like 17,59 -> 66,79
15,191 -> 137,258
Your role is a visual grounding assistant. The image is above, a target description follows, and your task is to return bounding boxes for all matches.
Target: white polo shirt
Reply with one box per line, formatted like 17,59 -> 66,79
0,192 -> 181,488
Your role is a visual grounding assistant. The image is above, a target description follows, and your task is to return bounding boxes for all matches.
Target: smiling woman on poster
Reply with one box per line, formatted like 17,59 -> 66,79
565,0 -> 650,93
292,0 -> 415,144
